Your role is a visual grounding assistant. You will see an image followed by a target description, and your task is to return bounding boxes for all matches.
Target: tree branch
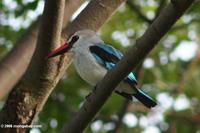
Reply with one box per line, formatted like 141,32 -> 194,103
126,0 -> 153,24
0,0 -> 126,132
62,0 -> 125,37
170,121 -> 177,133
175,45 -> 200,95
171,18 -> 200,31
155,0 -> 167,19
110,100 -> 130,133
0,0 -> 84,100
110,63 -> 143,133
173,112 -> 200,124
0,0 -> 65,132
61,0 -> 194,132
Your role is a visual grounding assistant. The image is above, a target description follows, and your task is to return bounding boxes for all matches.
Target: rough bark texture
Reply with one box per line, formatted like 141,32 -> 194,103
0,0 -> 84,99
62,0 -> 194,132
0,0 -> 125,132
0,0 -> 65,132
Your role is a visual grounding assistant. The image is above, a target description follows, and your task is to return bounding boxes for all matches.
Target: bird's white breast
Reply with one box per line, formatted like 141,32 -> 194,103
73,47 -> 107,86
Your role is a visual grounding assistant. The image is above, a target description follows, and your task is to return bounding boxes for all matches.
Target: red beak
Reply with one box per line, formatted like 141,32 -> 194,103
46,42 -> 70,59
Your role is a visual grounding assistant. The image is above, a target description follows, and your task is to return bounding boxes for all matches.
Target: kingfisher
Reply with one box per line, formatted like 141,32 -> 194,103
47,30 -> 157,108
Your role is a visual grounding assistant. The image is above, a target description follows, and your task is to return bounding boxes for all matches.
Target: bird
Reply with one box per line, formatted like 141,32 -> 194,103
47,29 -> 157,108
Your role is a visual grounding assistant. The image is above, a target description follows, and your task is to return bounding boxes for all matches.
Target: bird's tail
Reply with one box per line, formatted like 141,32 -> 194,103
132,89 -> 157,108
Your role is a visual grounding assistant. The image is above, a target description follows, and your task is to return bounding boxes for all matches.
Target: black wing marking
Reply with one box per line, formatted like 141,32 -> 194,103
89,45 -> 120,64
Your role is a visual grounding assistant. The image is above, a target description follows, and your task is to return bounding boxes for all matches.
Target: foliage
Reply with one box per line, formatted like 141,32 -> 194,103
1,0 -> 200,132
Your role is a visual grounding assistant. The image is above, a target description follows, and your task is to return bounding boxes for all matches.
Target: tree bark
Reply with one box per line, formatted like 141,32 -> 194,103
0,0 -> 65,132
0,0 -> 84,100
61,0 -> 194,132
0,0 -> 125,132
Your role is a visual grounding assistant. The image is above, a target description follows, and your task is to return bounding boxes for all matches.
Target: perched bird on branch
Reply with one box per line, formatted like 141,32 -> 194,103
47,30 -> 157,108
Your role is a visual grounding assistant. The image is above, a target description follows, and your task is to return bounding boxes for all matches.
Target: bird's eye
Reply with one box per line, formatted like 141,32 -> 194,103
69,35 -> 79,45
72,35 -> 79,42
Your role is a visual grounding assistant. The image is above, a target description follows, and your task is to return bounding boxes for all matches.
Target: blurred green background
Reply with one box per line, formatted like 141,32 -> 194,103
1,0 -> 200,133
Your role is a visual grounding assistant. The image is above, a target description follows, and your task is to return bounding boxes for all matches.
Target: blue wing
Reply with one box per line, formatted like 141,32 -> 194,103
89,43 -> 137,84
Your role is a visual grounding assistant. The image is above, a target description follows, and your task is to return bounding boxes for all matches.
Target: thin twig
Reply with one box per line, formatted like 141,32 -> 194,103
110,100 -> 130,133
127,0 -> 153,24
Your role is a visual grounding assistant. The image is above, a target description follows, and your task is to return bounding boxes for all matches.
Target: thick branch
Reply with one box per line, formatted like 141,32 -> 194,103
0,0 -> 65,132
0,0 -> 125,132
110,63 -> 143,133
63,0 -> 125,38
0,0 -> 84,100
62,0 -> 194,132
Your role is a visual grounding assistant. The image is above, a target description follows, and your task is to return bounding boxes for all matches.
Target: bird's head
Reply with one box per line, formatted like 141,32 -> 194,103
46,29 -> 101,58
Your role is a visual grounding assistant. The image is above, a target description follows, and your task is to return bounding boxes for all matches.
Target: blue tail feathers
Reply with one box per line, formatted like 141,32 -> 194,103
132,89 -> 157,108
